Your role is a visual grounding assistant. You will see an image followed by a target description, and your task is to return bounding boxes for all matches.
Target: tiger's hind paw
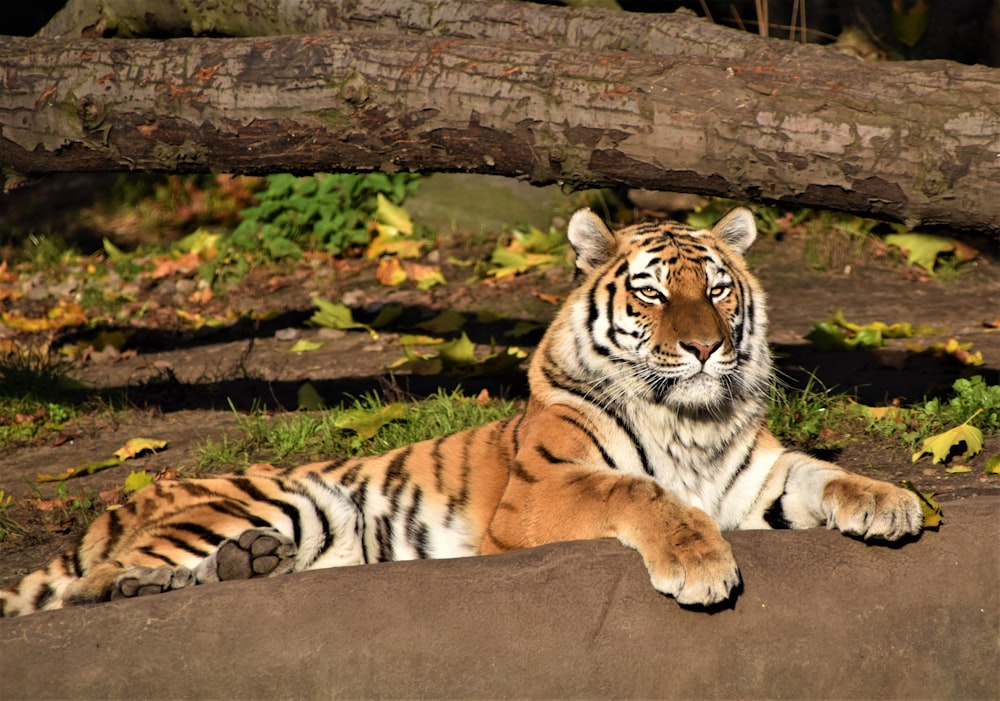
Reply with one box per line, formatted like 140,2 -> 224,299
112,566 -> 195,600
204,528 -> 298,582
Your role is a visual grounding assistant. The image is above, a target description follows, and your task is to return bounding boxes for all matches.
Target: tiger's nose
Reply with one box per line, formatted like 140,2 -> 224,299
680,340 -> 722,363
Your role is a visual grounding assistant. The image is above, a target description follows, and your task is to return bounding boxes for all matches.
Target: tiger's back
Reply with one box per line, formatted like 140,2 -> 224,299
2,207 -> 922,616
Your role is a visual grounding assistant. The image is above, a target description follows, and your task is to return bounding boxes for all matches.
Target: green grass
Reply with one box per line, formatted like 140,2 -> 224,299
195,389 -> 521,474
768,374 -> 1000,453
0,348 -> 86,450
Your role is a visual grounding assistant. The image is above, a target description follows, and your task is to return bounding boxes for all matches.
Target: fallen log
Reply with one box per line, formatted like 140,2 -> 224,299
2,31 -> 998,233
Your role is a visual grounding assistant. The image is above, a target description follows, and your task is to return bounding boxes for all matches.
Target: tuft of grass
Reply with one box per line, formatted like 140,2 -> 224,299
864,376 -> 1000,448
0,349 -> 85,450
196,389 -> 520,474
767,374 -> 854,450
0,489 -> 27,542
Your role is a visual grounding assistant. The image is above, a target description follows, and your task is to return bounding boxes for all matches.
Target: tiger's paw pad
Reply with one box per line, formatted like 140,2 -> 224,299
648,533 -> 741,607
214,528 -> 297,582
825,478 -> 924,541
112,566 -> 194,600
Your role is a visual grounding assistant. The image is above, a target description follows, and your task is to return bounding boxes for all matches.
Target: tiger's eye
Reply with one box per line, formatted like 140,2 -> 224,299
635,287 -> 664,304
710,285 -> 731,301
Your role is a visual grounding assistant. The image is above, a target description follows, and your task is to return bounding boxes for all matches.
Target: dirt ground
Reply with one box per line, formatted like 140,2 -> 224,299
1,177 -> 998,590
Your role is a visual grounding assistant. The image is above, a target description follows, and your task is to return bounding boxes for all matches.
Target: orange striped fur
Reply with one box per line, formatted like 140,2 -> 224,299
2,208 -> 922,616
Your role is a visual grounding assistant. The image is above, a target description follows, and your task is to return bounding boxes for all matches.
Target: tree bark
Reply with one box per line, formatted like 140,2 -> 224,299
36,0 -> 769,61
2,30 -> 998,234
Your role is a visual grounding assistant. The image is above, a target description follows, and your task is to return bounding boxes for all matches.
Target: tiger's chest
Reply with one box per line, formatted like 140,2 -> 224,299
598,403 -> 768,522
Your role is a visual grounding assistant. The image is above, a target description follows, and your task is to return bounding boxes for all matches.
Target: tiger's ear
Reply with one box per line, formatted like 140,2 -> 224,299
712,207 -> 757,255
567,208 -> 618,273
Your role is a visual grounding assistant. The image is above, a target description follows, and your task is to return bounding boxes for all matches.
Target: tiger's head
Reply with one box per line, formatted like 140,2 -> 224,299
548,207 -> 771,412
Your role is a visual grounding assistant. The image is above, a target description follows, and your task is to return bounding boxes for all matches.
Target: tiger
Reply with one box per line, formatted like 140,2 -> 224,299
1,207 -> 923,617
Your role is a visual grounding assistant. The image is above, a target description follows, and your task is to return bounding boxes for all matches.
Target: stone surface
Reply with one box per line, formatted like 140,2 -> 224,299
1,496 -> 997,699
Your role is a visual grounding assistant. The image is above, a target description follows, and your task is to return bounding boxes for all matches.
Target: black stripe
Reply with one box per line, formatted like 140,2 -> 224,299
560,415 -> 618,471
172,522 -> 227,547
375,515 -> 394,562
405,488 -> 430,559
230,477 -> 303,545
540,364 -> 652,475
162,534 -> 211,558
101,508 -> 124,560
535,444 -> 569,465
301,473 -> 337,561
206,500 -> 270,529
511,460 -> 539,484
763,497 -> 791,530
34,584 -> 57,611
139,545 -> 177,566
431,435 -> 448,492
586,284 -> 612,357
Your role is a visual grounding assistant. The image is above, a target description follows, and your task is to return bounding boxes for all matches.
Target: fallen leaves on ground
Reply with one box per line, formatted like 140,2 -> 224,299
37,437 -> 168,483
386,333 -> 526,376
911,410 -> 984,465
884,233 -> 977,274
806,310 -> 919,351
900,481 -> 943,528
2,301 -> 88,332
309,297 -> 377,338
910,337 -> 984,366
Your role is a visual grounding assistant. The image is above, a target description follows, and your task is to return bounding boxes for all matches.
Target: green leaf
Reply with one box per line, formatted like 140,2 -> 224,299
102,237 -> 128,261
123,470 -> 155,495
470,346 -> 528,376
333,402 -> 407,439
884,233 -> 977,274
912,411 -> 984,464
505,321 -> 546,338
297,382 -> 326,411
416,310 -> 466,334
308,298 -> 377,338
438,333 -> 477,367
369,304 -> 404,329
985,454 -> 1000,475
891,0 -> 929,47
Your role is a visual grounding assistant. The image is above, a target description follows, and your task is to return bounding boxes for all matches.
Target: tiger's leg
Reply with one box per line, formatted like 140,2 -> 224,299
765,451 -> 923,540
107,528 -> 297,600
482,468 -> 740,606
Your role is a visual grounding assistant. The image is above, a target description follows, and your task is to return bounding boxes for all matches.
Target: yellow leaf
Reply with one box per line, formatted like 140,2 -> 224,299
114,438 -> 169,462
405,262 -> 446,290
911,413 -> 984,465
374,194 -> 413,234
37,458 -> 121,483
399,334 -> 445,346
944,465 -> 972,474
375,257 -> 408,287
289,339 -> 323,353
900,481 -> 942,528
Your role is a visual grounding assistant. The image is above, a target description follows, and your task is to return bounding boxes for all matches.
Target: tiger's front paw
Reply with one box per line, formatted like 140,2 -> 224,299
644,526 -> 741,606
823,475 -> 923,541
